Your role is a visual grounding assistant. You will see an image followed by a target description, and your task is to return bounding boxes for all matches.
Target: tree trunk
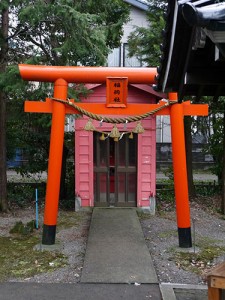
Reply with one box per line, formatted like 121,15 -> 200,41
0,7 -> 9,212
221,106 -> 225,214
60,144 -> 69,200
184,116 -> 196,198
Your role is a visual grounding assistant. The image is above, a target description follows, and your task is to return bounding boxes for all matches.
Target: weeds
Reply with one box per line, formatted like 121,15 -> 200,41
170,236 -> 225,276
9,220 -> 36,235
0,235 -> 67,281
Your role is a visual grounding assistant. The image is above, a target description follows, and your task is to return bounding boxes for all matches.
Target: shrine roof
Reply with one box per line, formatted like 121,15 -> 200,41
84,83 -> 165,100
124,0 -> 149,11
155,0 -> 225,102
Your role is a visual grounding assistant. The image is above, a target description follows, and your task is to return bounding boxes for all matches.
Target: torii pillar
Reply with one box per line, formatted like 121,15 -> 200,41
169,92 -> 192,247
42,78 -> 67,244
19,64 -> 208,247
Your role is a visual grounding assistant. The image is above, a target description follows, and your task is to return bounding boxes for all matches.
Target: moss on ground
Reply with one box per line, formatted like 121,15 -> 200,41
137,211 -> 153,220
158,229 -> 177,239
57,211 -> 85,229
0,210 -> 91,282
0,235 -> 67,281
170,236 -> 225,275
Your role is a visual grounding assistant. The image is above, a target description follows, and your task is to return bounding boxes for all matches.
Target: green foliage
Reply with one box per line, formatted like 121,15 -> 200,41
204,96 -> 225,182
9,220 -> 35,235
1,1 -> 130,200
195,184 -> 221,197
127,0 -> 167,66
7,182 -> 46,209
157,167 -> 175,208
10,0 -> 129,66
164,166 -> 174,181
157,189 -> 175,207
7,184 -> 34,207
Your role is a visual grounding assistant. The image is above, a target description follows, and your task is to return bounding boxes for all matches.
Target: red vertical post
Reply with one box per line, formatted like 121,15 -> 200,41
42,78 -> 68,245
170,93 -> 192,248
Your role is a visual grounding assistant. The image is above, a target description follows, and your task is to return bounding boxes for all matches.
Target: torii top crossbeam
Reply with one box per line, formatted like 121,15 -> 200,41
19,64 -> 157,84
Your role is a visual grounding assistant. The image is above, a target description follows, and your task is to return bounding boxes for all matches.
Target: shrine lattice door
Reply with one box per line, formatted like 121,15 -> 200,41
94,132 -> 137,207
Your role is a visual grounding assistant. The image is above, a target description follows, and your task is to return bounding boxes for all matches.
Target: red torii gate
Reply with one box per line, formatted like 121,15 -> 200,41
19,64 -> 208,248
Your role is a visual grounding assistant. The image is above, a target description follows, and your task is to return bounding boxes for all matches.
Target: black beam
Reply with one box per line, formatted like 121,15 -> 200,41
182,2 -> 225,27
185,70 -> 225,85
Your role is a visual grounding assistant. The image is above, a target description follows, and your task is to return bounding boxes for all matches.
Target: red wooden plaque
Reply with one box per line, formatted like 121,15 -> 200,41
106,77 -> 128,108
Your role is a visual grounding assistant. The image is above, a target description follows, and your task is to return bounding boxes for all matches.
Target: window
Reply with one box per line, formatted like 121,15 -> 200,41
107,44 -> 143,67
123,43 -> 142,67
107,47 -> 121,67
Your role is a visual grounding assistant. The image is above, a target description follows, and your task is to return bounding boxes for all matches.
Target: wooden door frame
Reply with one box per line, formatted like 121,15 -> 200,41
93,132 -> 137,207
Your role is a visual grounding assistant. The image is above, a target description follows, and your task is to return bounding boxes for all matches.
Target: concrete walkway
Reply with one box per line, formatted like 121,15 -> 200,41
81,208 -> 158,284
0,283 -> 162,300
0,208 -> 163,300
0,208 -> 210,299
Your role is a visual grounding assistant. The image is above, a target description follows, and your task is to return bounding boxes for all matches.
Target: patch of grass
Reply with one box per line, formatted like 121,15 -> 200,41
170,236 -> 225,275
196,236 -> 223,248
0,210 -> 91,282
137,211 -> 152,220
158,229 -> 177,239
10,220 -> 36,235
57,211 -> 84,229
0,235 -> 67,281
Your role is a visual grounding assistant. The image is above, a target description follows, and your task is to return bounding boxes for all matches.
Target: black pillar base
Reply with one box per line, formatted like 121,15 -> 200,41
178,227 -> 192,248
42,224 -> 56,245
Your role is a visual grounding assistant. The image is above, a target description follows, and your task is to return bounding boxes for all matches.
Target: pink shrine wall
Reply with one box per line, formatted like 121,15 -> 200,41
75,84 -> 157,208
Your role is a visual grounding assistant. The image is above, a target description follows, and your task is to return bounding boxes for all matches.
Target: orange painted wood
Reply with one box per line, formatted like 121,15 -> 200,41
19,64 -> 157,84
24,98 -> 77,114
43,79 -> 67,226
106,77 -> 128,107
168,92 -> 178,101
183,101 -> 208,115
170,102 -> 191,228
75,102 -> 168,115
25,98 -> 52,113
25,98 -> 208,116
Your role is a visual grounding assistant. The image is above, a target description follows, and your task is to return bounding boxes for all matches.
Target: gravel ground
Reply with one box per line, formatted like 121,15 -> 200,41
141,198 -> 225,284
1,196 -> 225,285
0,208 -> 91,283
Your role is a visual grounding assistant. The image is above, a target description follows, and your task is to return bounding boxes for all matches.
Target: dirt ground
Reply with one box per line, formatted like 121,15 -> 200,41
1,194 -> 225,285
142,196 -> 225,285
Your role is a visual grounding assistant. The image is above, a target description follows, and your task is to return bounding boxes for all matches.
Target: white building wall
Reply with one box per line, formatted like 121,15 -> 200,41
65,116 -> 75,132
156,116 -> 171,143
107,5 -> 149,67
122,6 -> 149,43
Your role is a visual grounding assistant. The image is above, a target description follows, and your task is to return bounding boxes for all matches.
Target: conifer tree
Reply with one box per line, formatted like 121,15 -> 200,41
128,0 -> 167,66
0,0 -> 129,210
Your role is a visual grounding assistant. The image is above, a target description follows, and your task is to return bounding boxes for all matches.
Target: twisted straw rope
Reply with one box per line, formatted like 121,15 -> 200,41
52,97 -> 177,124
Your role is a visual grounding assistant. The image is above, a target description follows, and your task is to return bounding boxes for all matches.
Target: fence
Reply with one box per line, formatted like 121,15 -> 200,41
156,143 -> 214,170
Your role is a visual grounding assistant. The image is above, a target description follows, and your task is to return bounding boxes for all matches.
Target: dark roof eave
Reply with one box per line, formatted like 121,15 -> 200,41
124,0 -> 149,11
155,0 -> 225,100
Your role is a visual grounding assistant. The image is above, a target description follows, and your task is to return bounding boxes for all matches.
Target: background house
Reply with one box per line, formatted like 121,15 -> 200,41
108,0 -> 149,68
